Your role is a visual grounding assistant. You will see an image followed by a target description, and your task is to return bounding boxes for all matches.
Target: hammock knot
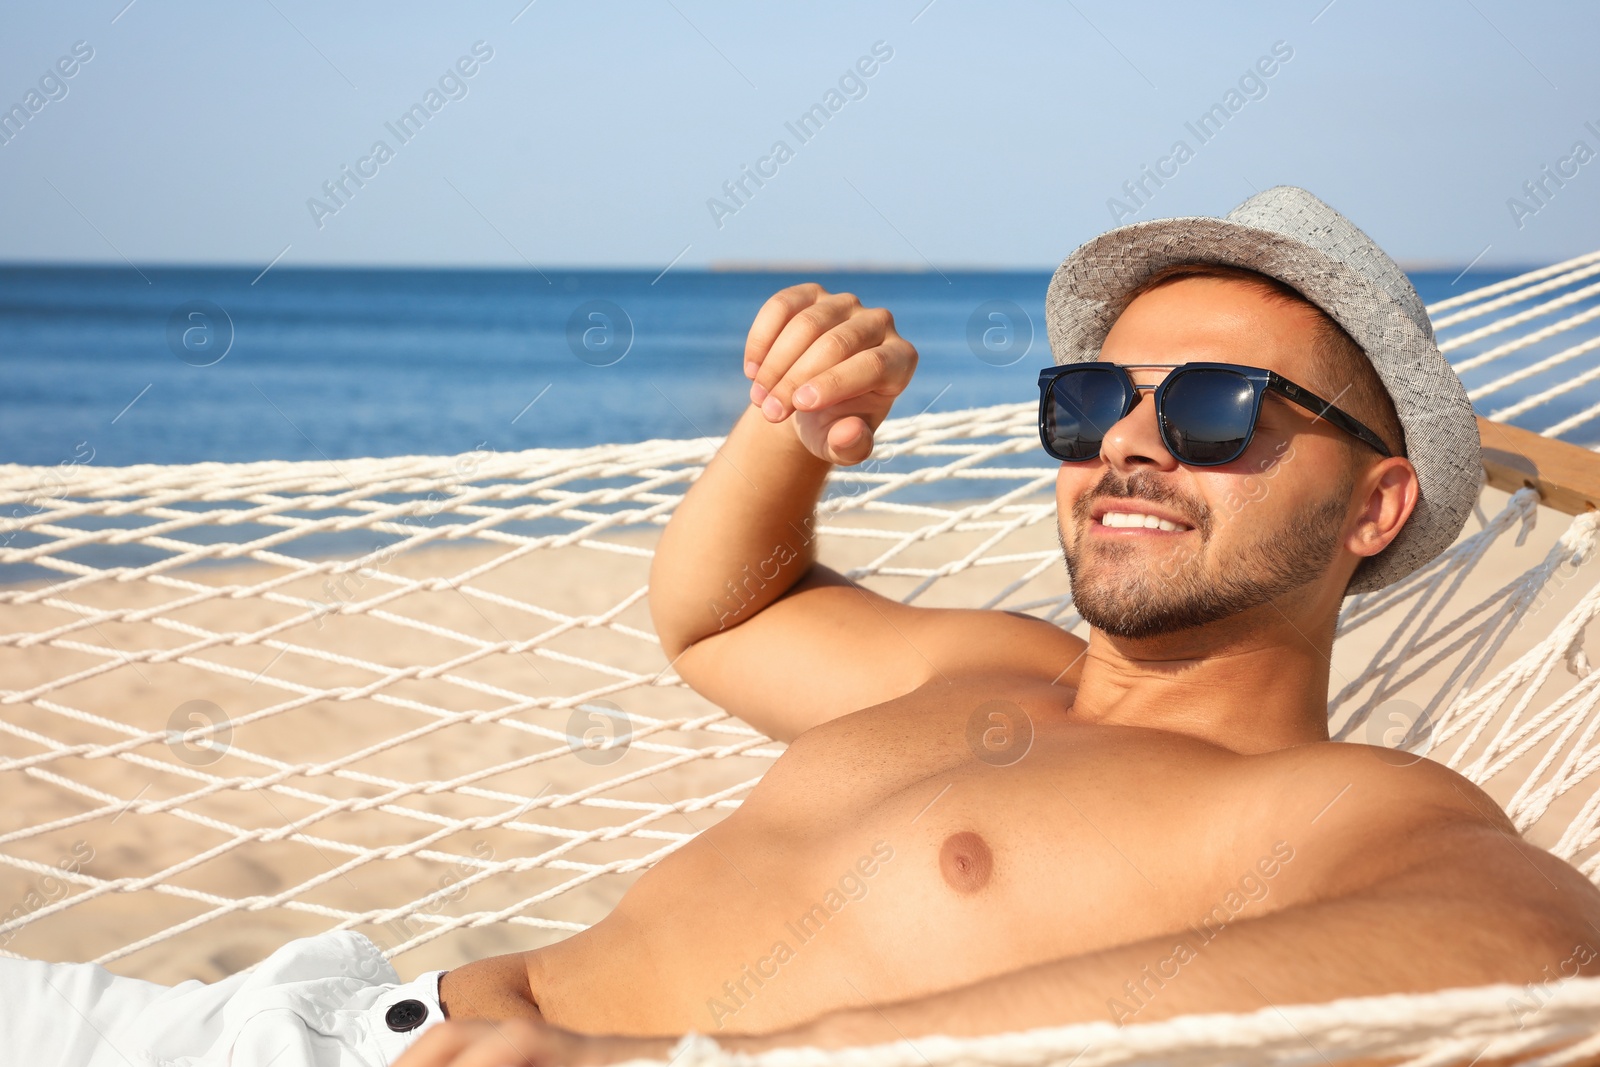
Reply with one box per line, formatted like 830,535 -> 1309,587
1566,631 -> 1594,678
1562,508 -> 1600,554
1514,488 -> 1542,547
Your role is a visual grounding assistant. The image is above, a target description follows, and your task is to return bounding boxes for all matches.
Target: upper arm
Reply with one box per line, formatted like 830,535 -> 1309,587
1304,816 -> 1600,983
668,563 -> 1087,741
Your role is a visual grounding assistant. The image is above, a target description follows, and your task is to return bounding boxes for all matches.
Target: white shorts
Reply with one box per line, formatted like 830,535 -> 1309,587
0,929 -> 447,1066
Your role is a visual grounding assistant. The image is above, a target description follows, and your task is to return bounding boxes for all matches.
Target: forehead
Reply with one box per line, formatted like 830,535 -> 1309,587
1099,275 -> 1326,383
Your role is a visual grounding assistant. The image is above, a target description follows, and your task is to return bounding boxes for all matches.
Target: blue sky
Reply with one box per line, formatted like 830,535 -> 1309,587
1,0 -> 1596,270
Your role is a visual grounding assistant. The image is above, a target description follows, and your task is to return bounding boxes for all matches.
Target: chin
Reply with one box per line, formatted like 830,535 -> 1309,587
1067,550 -> 1273,639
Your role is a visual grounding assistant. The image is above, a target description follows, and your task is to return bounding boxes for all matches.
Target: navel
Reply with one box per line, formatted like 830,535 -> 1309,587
939,831 -> 993,893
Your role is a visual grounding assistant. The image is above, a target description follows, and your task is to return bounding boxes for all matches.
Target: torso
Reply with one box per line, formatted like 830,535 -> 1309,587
439,673 -> 1497,1035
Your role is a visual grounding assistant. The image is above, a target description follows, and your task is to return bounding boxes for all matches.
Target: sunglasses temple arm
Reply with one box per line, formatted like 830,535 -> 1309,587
1276,381 -> 1393,458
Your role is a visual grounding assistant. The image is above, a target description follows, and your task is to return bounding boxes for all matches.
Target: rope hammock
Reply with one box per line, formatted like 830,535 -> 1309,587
5,253 -> 1600,1065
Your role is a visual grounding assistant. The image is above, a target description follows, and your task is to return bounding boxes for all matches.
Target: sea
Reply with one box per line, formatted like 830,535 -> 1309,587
3,265 -> 1593,472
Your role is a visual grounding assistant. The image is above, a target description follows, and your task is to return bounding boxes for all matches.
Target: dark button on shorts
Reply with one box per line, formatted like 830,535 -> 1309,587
385,999 -> 429,1033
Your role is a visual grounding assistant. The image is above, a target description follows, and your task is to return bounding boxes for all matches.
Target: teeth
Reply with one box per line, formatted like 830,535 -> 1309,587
1100,511 -> 1185,531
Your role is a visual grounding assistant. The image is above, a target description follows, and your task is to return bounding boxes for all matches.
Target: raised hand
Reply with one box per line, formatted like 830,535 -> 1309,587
743,283 -> 918,465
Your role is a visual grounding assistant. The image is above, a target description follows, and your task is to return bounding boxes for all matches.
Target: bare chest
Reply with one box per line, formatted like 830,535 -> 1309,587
734,682 -> 1293,938
543,680 -> 1317,1034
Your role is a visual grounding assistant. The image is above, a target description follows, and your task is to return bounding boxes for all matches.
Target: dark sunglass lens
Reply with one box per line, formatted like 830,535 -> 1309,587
1046,369 -> 1128,460
1161,370 -> 1256,464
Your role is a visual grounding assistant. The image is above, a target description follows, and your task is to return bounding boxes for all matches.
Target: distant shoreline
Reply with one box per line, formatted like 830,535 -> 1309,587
0,261 -> 1556,276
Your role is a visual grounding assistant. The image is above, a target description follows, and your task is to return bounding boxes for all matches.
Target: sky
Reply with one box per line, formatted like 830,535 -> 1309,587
1,0 -> 1597,271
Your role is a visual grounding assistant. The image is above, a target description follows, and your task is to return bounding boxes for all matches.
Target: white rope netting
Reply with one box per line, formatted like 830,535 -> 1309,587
4,259 -> 1600,1065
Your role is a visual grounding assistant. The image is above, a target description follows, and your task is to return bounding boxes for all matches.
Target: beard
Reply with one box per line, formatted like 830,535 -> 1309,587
1061,466 -> 1353,639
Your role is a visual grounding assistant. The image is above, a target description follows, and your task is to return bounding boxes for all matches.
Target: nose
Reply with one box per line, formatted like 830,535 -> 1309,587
1100,386 -> 1180,473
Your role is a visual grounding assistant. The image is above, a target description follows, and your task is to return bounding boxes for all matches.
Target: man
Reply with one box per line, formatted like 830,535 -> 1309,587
9,188 -> 1598,1067
399,186 -> 1600,1064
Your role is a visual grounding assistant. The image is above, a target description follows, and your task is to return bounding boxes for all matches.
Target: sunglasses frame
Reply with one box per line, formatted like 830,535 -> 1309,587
1035,361 -> 1395,467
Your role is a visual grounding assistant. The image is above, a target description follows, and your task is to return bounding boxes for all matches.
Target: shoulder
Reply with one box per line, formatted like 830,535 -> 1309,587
1220,740 -> 1504,902
1247,737 -> 1515,834
910,607 -> 1088,687
1239,741 -> 1600,945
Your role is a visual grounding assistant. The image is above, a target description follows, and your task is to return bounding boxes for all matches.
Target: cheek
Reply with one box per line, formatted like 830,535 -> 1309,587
1057,474 -> 1093,544
1204,474 -> 1319,541
1056,465 -> 1093,517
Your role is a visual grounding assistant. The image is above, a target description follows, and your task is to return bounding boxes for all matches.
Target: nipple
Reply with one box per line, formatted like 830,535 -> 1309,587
939,831 -> 993,893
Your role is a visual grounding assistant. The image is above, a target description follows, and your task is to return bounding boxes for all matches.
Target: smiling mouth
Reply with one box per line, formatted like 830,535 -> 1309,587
1092,508 -> 1194,533
1075,477 -> 1206,539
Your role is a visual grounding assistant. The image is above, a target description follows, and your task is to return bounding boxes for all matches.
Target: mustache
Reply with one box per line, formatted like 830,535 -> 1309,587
1070,469 -> 1211,538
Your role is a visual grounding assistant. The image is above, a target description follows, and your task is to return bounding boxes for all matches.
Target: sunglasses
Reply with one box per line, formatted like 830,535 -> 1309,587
1036,362 -> 1393,467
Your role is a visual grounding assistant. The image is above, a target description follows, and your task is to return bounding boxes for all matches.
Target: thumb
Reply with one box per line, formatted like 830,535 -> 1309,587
827,416 -> 875,466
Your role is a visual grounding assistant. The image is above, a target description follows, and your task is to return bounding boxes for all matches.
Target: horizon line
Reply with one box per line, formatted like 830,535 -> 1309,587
0,257 -> 1556,274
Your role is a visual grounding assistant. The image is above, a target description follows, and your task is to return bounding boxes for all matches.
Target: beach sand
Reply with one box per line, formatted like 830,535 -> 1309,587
2,484 -> 1596,986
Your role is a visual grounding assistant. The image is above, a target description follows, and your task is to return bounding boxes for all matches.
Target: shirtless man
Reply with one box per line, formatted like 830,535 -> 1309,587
403,188 -> 1600,1066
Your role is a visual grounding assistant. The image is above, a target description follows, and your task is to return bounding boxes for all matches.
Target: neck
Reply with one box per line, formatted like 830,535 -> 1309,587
1067,600 -> 1336,754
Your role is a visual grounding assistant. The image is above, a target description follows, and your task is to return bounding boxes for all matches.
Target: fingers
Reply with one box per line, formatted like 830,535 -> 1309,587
756,311 -> 910,421
744,283 -> 829,375
392,1020 -> 552,1067
788,341 -> 916,415
391,1021 -> 477,1066
392,1020 -> 671,1067
750,292 -> 869,406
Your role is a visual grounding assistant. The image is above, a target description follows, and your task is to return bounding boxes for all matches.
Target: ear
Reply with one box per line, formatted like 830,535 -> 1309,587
1346,457 -> 1419,560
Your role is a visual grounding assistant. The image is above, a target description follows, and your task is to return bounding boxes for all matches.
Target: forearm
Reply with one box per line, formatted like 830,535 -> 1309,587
649,403 -> 832,658
737,886 -> 1580,1051
399,842 -> 1597,1066
394,897 -> 1573,1067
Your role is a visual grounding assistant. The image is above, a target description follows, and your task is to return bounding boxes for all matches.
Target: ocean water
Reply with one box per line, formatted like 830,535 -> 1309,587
2,265 -> 1589,473
0,267 -> 1047,470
